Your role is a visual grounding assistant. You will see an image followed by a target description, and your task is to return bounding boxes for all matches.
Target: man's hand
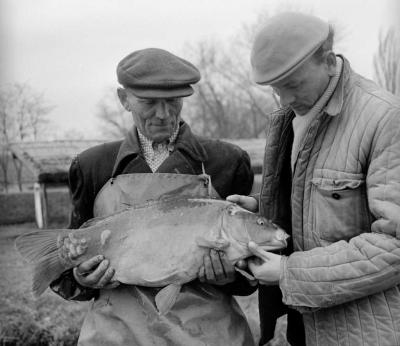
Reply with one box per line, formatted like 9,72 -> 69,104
198,249 -> 236,285
226,195 -> 258,213
247,241 -> 282,285
73,255 -> 120,290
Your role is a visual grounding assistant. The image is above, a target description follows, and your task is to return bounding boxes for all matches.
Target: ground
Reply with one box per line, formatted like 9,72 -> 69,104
0,223 -> 287,345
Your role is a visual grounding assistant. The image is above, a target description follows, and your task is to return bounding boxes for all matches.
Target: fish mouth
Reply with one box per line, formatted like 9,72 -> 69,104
258,232 -> 289,251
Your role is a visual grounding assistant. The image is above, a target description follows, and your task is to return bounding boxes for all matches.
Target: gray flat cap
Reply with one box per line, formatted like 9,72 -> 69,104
117,48 -> 201,98
251,12 -> 330,84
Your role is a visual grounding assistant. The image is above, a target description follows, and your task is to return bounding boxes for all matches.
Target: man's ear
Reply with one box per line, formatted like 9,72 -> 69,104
117,88 -> 130,111
325,51 -> 337,77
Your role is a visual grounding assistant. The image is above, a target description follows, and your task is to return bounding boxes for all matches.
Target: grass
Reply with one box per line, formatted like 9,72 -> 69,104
0,223 -> 287,346
0,223 -> 87,345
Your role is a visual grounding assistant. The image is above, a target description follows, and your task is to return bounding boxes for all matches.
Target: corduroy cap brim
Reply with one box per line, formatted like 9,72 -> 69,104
117,48 -> 201,98
251,12 -> 330,85
127,85 -> 194,99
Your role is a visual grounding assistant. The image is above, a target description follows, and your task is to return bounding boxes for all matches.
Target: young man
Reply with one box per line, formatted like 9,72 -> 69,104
230,12 -> 400,346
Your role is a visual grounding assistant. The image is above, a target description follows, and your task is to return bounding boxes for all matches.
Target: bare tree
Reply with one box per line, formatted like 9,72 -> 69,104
183,32 -> 276,139
96,88 -> 132,139
373,28 -> 400,96
95,12 -> 279,141
0,83 -> 53,192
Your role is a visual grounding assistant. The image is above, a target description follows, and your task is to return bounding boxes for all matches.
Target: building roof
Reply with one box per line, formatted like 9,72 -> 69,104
9,140 -> 104,184
9,138 -> 265,184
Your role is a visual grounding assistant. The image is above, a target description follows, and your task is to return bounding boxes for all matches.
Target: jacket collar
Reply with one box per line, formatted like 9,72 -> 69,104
324,55 -> 350,117
111,121 -> 207,176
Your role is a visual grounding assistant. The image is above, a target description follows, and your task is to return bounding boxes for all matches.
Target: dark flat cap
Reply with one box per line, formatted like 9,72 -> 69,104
251,12 -> 330,85
117,48 -> 201,98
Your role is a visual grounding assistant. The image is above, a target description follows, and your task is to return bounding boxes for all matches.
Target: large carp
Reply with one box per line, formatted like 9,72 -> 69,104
16,197 -> 288,313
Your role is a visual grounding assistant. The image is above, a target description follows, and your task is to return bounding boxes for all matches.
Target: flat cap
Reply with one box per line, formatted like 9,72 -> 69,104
117,48 -> 201,98
251,12 -> 330,85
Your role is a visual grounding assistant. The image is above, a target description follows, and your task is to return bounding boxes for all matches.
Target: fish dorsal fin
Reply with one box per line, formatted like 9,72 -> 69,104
84,197 -> 226,228
155,284 -> 182,315
129,196 -> 224,211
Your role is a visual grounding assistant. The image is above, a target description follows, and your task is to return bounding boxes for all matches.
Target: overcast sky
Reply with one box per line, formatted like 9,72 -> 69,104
0,0 -> 396,139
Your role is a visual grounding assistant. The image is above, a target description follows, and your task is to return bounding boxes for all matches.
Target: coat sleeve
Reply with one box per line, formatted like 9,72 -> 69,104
49,156 -> 98,301
279,109 -> 400,311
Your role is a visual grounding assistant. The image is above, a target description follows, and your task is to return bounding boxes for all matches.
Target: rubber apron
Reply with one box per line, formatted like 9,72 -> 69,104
77,171 -> 255,346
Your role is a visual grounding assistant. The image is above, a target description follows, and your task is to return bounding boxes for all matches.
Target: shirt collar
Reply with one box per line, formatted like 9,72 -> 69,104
137,124 -> 180,150
111,121 -> 207,177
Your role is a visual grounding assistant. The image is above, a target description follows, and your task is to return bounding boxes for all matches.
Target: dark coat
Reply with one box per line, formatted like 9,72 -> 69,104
50,121 -> 255,300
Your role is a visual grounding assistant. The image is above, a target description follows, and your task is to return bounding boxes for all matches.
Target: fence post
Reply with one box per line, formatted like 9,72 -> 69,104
33,182 -> 48,228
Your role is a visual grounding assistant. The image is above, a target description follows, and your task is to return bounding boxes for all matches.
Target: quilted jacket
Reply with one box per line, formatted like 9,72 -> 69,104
259,57 -> 400,346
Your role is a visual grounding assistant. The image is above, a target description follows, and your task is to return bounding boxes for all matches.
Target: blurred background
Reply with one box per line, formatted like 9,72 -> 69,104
0,0 -> 399,344
1,0 -> 399,193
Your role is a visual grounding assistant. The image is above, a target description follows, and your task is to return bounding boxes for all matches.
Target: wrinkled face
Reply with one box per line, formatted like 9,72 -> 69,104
120,89 -> 183,143
223,204 -> 289,251
270,55 -> 334,115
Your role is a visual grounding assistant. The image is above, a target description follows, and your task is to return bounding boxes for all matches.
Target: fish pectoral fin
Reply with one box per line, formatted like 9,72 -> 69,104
155,284 -> 182,315
195,236 -> 230,250
234,266 -> 256,282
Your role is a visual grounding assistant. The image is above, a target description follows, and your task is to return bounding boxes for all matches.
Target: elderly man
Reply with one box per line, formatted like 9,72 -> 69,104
50,48 -> 256,346
229,12 -> 400,346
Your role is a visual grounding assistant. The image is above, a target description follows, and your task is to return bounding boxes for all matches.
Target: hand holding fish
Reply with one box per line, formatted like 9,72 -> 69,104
247,241 -> 282,285
198,249 -> 236,285
226,195 -> 258,213
61,233 -> 119,289
73,255 -> 120,289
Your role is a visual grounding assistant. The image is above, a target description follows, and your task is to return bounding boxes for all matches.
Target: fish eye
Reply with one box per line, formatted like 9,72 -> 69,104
257,218 -> 265,225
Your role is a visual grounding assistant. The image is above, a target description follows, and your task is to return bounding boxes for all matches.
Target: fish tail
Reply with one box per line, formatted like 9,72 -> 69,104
15,229 -> 71,297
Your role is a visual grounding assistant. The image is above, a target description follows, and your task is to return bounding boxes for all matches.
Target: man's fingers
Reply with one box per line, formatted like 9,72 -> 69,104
210,249 -> 225,281
103,280 -> 120,290
198,265 -> 206,283
203,254 -> 215,281
77,255 -> 105,273
248,241 -> 270,261
226,194 -> 241,203
236,259 -> 248,270
96,267 -> 116,288
82,259 -> 110,285
219,251 -> 235,277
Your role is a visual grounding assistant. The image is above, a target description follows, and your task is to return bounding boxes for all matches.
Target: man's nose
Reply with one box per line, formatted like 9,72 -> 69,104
155,102 -> 169,119
279,90 -> 296,107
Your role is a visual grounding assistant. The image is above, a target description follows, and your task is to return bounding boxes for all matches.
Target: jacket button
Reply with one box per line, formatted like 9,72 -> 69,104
332,193 -> 341,200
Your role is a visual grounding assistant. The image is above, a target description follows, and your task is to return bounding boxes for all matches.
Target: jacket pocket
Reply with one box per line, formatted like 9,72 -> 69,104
311,176 -> 372,242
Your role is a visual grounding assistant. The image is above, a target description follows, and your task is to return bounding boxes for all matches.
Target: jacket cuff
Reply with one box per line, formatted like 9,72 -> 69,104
279,256 -> 321,314
50,269 -> 98,301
